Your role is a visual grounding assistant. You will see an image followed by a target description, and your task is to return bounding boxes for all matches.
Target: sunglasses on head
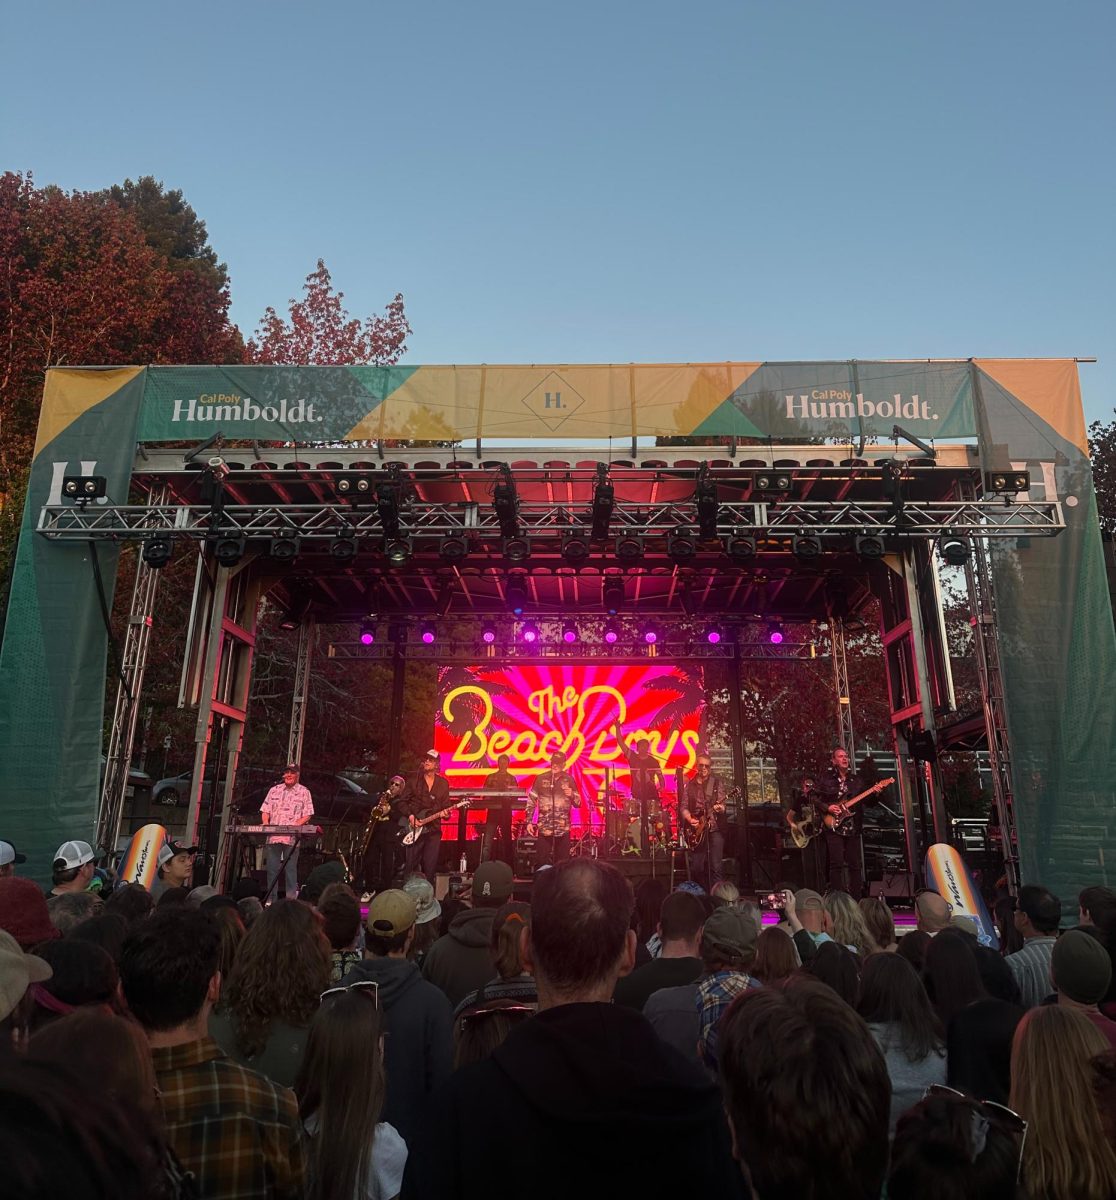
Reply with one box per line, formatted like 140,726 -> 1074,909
924,1085 -> 1027,1180
457,1003 -> 534,1029
320,979 -> 380,1008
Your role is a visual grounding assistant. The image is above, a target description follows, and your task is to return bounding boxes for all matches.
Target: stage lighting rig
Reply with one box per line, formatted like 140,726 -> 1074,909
503,536 -> 531,563
704,624 -> 724,645
615,535 -> 644,564
521,622 -> 541,645
481,621 -> 498,645
329,536 -> 359,562
766,621 -> 785,645
591,464 -> 615,541
439,536 -> 469,564
492,464 -> 520,538
419,621 -> 437,645
268,535 -> 301,561
668,531 -> 699,563
855,535 -> 886,559
278,593 -> 312,631
562,621 -> 578,645
603,577 -> 625,615
335,473 -> 372,501
793,535 -> 824,560
753,470 -> 792,495
984,469 -> 1031,495
384,537 -> 412,566
562,535 -> 591,564
211,534 -> 246,567
641,622 -> 659,646
359,618 -> 376,646
603,619 -> 620,645
376,474 -> 404,536
727,534 -> 757,562
61,474 -> 107,505
940,536 -> 971,566
695,464 -> 719,540
141,536 -> 174,569
505,575 -> 529,616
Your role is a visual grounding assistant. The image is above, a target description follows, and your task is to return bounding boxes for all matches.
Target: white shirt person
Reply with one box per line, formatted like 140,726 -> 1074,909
260,763 -> 315,898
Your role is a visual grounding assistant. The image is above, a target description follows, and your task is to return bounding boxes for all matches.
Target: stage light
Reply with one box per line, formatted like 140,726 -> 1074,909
941,536 -> 971,566
705,625 -> 723,645
481,622 -> 497,645
420,621 -> 436,645
591,465 -> 615,540
521,622 -> 541,644
268,535 -> 301,561
141,537 -> 174,569
329,536 -> 358,562
603,577 -> 625,615
855,535 -> 886,559
439,536 -> 469,564
695,466 -> 719,539
642,623 -> 659,646
503,536 -> 531,563
492,465 -> 520,537
384,537 -> 412,565
359,619 -> 376,646
506,575 -> 529,616
603,619 -> 620,645
614,535 -> 644,564
753,471 -> 792,494
377,480 -> 402,536
727,535 -> 757,562
767,621 -> 785,645
984,470 -> 1030,495
562,621 -> 578,645
212,534 -> 246,567
792,535 -> 824,560
62,474 -> 107,501
561,535 -> 591,564
668,532 -> 698,563
335,473 -> 372,499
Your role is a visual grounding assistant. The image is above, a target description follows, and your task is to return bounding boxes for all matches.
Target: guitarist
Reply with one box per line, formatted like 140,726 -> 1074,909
813,747 -> 875,897
400,749 -> 452,880
681,754 -> 727,887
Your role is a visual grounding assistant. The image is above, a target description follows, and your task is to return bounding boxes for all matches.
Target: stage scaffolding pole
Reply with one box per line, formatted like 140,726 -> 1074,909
829,618 -> 855,761
287,616 -> 316,767
728,641 -> 752,890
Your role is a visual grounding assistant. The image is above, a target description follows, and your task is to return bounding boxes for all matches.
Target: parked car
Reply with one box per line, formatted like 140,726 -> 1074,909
151,769 -> 215,808
100,756 -> 153,797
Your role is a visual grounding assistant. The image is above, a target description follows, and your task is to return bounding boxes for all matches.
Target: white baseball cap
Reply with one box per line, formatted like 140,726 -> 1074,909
0,841 -> 26,867
52,840 -> 95,871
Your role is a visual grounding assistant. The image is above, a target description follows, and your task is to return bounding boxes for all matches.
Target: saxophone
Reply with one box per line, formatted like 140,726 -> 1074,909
358,778 -> 404,859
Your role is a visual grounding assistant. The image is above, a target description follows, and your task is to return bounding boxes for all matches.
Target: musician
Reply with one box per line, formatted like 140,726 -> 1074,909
528,750 -> 581,865
681,753 -> 727,886
400,749 -> 451,880
481,754 -> 519,866
812,748 -> 874,897
260,763 -> 315,900
612,722 -> 664,854
788,775 -> 824,891
362,774 -> 407,898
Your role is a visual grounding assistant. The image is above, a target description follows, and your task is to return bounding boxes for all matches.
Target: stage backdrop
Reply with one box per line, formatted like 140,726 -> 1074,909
1,360 -> 1113,904
434,661 -> 704,835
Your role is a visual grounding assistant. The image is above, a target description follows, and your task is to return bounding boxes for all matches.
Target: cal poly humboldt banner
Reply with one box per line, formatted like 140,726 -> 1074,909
1,360 -> 1112,899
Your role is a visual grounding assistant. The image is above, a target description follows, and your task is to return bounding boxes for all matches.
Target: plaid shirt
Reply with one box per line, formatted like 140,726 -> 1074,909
152,1037 -> 305,1200
697,969 -> 760,1069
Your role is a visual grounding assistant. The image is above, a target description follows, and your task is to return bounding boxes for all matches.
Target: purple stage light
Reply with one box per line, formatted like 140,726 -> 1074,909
643,628 -> 658,646
360,631 -> 374,646
522,622 -> 540,645
562,622 -> 577,644
603,621 -> 619,645
422,630 -> 435,644
482,626 -> 496,645
768,627 -> 784,645
707,629 -> 721,644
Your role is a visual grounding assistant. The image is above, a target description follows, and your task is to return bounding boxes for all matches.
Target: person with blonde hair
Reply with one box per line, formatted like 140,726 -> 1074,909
859,896 -> 897,952
710,880 -> 739,907
824,889 -> 880,956
1010,1004 -> 1116,1200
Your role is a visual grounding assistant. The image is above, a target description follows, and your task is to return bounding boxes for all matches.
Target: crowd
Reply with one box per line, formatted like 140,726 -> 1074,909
4,830 -> 1116,1199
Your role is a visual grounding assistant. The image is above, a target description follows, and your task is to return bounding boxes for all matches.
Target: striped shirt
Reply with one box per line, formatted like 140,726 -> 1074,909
1006,936 -> 1057,1008
152,1036 -> 305,1200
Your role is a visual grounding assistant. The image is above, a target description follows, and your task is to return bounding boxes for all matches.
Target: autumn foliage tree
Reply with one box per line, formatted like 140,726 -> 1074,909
1089,411 -> 1116,535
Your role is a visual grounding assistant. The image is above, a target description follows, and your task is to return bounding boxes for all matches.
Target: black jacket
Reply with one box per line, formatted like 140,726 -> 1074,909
339,955 -> 453,1146
399,772 -> 450,825
401,1001 -> 745,1200
812,767 -> 871,834
421,905 -> 498,1008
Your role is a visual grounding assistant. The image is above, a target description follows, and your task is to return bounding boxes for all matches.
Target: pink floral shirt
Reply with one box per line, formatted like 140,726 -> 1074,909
260,782 -> 314,846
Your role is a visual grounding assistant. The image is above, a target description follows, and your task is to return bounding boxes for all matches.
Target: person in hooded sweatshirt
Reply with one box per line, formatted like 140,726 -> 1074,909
340,888 -> 453,1146
421,860 -> 514,1007
401,858 -> 745,1200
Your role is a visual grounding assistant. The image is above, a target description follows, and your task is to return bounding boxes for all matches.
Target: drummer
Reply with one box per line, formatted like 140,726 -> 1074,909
526,750 -> 582,866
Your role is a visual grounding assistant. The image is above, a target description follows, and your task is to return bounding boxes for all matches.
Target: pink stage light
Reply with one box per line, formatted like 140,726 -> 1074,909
643,628 -> 658,646
603,623 -> 619,645
769,628 -> 784,645
360,631 -> 374,646
562,622 -> 578,644
522,623 -> 540,644
482,626 -> 496,645
706,628 -> 722,645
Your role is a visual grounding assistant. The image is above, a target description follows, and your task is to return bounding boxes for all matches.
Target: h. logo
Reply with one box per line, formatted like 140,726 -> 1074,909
544,392 -> 563,409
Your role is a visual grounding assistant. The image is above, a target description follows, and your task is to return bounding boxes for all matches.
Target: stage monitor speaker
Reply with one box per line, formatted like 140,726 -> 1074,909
870,873 -> 914,899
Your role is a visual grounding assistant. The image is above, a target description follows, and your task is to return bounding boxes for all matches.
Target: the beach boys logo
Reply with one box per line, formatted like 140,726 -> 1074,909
785,390 -> 938,422
170,394 -> 324,424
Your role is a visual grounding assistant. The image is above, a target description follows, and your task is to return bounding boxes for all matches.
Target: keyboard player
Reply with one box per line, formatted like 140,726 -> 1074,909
260,763 -> 315,900
481,754 -> 521,866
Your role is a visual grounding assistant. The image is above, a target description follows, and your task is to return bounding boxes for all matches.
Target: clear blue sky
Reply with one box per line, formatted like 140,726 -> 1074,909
4,0 -> 1114,425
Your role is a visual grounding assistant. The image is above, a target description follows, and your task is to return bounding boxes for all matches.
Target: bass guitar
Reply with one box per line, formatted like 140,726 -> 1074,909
683,787 -> 740,850
401,799 -> 471,846
787,778 -> 895,847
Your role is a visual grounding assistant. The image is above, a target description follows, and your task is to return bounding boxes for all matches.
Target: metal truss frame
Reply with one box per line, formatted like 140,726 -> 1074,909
324,639 -> 822,662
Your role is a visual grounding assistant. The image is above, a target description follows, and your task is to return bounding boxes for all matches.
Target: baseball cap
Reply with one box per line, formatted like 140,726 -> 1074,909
423,749 -> 439,761
472,860 -> 514,904
795,888 -> 825,911
0,930 -> 52,1022
53,840 -> 95,871
1052,929 -> 1113,1005
186,885 -> 219,907
676,880 -> 706,896
0,878 -> 61,951
157,838 -> 199,868
402,875 -> 441,925
0,841 -> 26,867
284,763 -> 300,773
701,904 -> 760,960
367,889 -> 417,937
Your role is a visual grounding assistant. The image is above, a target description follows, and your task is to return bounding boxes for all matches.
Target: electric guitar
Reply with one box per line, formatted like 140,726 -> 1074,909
683,787 -> 740,850
401,799 -> 471,846
824,778 -> 895,838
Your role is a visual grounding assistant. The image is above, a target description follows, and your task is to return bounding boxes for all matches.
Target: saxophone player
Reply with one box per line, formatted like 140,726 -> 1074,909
360,774 -> 406,900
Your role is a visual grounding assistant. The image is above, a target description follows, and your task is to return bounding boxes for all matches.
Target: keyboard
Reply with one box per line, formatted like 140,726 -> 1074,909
449,789 -> 529,808
229,824 -> 323,838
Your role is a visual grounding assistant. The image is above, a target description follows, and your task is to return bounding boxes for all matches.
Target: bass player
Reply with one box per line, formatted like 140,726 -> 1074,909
813,747 -> 876,897
400,749 -> 452,880
680,752 -> 727,887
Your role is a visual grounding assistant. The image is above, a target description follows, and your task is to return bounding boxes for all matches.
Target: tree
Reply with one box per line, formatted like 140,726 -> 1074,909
245,260 -> 411,366
1089,412 -> 1116,534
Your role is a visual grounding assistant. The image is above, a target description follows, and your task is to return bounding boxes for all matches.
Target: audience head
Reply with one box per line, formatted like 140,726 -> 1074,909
155,839 -> 195,890
825,890 -> 878,956
102,883 -> 153,927
525,860 -> 634,1002
1014,884 -> 1061,939
0,877 -> 62,950
155,885 -> 188,909
923,930 -> 986,1027
993,895 -> 1025,956
659,890 -> 706,950
320,889 -> 362,952
858,952 -> 943,1061
45,891 -> 102,937
300,860 -> 346,906
915,889 -> 952,935
807,941 -> 861,1008
402,873 -> 442,926
896,929 -> 931,972
68,912 -> 129,963
1079,885 -> 1116,932
946,999 -> 1024,1106
51,840 -> 96,892
793,888 -> 828,934
710,880 -> 740,907
0,839 -> 25,878
471,860 -> 514,909
888,1088 -> 1024,1200
237,895 -> 264,928
27,938 -> 119,1034
1011,1004 -> 1116,1200
0,930 -> 51,1047
971,945 -> 1022,1004
752,927 -> 799,985
120,908 -> 220,1033
365,889 -> 418,958
700,903 -> 760,973
222,899 -> 331,1056
454,998 -> 535,1069
490,901 -> 531,980
859,896 -> 897,951
633,877 -> 669,942
719,979 -> 890,1200
206,901 -> 245,992
1052,928 -> 1112,1007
